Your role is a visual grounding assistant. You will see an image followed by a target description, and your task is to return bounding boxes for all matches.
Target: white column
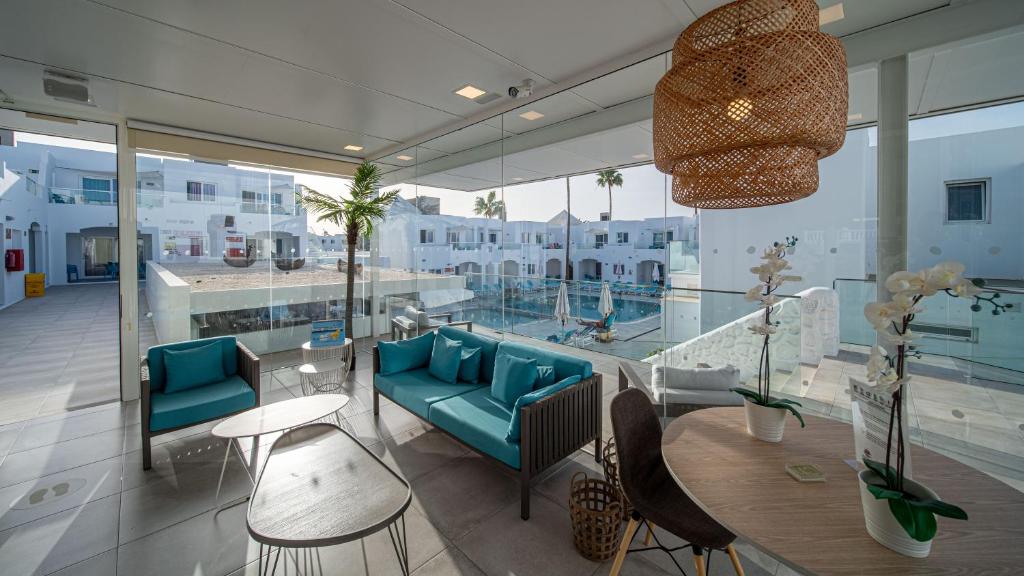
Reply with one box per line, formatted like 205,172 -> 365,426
118,122 -> 140,402
876,55 -> 909,303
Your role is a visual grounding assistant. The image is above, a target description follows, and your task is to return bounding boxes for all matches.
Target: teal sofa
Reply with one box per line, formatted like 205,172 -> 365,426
373,325 -> 603,519
141,336 -> 260,470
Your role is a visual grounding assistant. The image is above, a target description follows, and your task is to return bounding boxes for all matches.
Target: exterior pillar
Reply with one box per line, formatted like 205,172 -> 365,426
876,55 -> 909,304
118,122 -> 140,402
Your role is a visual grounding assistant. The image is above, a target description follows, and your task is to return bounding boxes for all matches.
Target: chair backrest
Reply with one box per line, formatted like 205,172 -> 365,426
147,336 -> 238,392
610,387 -> 669,508
604,312 -> 616,328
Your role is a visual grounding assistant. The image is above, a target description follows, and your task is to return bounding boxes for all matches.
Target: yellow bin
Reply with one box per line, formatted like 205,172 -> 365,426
25,273 -> 45,298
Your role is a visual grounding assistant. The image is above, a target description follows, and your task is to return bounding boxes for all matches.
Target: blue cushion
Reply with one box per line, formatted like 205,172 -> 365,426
378,332 -> 435,375
491,350 -> 537,405
536,365 -> 556,389
374,368 -> 483,419
428,388 -> 520,469
147,336 -> 238,393
458,346 -> 482,384
497,341 -> 592,381
149,376 -> 255,432
162,342 -> 226,394
506,375 -> 582,443
428,333 -> 463,383
437,326 -> 500,383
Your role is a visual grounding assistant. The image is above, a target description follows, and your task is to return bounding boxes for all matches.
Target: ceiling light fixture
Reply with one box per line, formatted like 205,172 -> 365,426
632,154 -> 649,160
454,85 -> 487,100
344,145 -> 364,152
653,0 -> 847,209
519,110 -> 544,121
847,113 -> 863,122
512,177 -> 524,181
396,155 -> 414,161
819,3 -> 845,26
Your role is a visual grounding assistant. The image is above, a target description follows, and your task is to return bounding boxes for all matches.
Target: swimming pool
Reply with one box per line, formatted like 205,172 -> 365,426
451,293 -> 661,330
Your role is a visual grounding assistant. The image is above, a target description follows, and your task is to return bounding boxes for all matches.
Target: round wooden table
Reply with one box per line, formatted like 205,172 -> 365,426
661,407 -> 1024,575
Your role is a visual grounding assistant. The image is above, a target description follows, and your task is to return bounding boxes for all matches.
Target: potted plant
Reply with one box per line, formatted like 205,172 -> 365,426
859,261 -> 1010,556
298,162 -> 399,367
730,238 -> 805,442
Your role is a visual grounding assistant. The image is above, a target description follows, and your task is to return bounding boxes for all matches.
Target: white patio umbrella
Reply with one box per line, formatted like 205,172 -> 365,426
651,264 -> 661,284
598,281 -> 614,319
554,281 -> 571,328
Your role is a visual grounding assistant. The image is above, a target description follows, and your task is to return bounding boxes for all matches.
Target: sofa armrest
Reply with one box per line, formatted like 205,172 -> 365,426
520,373 -> 602,476
427,312 -> 453,323
618,361 -> 646,392
445,320 -> 473,333
140,356 -> 152,427
236,342 -> 261,405
372,346 -> 381,375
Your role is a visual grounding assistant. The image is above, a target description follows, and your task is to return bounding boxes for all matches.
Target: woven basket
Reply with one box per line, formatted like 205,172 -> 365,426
569,472 -> 624,561
601,437 -> 634,518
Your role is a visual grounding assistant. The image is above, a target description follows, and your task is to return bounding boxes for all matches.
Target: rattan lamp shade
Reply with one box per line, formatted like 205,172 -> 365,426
654,0 -> 848,209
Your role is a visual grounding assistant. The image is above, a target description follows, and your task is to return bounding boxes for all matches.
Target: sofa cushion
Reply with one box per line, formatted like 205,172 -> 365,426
458,346 -> 482,384
437,326 -> 500,383
428,388 -> 520,469
428,333 -> 463,383
653,364 -> 740,392
497,341 -> 592,381
149,375 -> 255,432
147,336 -> 238,393
535,365 -> 556,389
378,332 -> 435,375
506,375 -> 582,442
491,351 -> 537,405
162,342 -> 226,394
374,368 -> 483,419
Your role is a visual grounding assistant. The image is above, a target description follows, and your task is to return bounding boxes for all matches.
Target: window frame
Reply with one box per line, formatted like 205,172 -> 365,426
943,178 -> 990,224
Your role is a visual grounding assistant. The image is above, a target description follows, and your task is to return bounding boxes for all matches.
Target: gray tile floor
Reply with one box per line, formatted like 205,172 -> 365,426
0,284 -> 157,426
0,343 -> 781,576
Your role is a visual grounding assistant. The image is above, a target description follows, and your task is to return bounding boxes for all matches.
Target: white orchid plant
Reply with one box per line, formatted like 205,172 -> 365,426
730,237 -> 805,427
860,262 -> 1010,541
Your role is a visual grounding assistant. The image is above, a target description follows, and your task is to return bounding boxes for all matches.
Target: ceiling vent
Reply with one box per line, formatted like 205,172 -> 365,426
43,70 -> 93,106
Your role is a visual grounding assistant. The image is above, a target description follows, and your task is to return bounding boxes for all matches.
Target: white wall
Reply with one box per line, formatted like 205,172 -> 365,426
0,165 -> 48,308
146,261 -> 191,344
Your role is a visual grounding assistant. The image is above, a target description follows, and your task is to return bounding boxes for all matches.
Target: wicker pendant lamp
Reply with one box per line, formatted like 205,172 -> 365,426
653,0 -> 848,209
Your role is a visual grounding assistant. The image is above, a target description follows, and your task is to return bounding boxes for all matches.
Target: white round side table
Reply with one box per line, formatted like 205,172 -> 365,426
300,338 -> 353,394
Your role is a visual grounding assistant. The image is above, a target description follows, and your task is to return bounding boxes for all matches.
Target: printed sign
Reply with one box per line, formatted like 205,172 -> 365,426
849,378 -> 913,478
311,320 -> 345,349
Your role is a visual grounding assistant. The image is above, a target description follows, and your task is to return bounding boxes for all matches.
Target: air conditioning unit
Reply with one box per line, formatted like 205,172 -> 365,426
43,70 -> 93,106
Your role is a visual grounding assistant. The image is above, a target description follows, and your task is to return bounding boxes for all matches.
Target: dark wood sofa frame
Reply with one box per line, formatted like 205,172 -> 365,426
140,341 -> 261,470
372,346 -> 602,520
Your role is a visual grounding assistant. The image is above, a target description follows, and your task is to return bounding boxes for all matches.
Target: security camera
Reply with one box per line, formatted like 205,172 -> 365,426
508,79 -> 536,99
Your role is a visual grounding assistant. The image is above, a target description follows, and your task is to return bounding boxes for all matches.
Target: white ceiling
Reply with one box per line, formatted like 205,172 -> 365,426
0,0 -> 1019,191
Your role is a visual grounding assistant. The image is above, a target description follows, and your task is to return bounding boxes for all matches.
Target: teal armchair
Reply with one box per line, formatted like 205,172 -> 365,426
140,336 -> 260,469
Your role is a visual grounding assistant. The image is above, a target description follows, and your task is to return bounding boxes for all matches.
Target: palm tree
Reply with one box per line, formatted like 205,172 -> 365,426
595,169 -> 623,220
298,162 -> 399,360
473,190 -> 506,220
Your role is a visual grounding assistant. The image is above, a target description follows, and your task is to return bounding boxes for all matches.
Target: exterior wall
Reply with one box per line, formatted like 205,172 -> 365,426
0,164 -> 49,308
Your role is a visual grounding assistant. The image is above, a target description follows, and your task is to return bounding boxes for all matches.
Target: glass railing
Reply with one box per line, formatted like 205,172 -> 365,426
240,202 -> 294,215
49,187 -> 117,205
835,278 -> 1024,383
668,240 -> 699,274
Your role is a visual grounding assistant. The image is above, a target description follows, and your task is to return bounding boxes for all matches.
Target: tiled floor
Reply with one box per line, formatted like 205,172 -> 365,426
0,344 -> 782,576
0,284 -> 157,426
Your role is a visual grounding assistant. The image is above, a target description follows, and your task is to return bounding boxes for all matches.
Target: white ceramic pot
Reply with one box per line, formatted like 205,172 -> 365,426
743,398 -> 787,442
858,470 -> 937,558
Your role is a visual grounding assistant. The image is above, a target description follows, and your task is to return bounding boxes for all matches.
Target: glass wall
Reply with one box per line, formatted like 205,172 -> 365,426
0,111 -> 121,417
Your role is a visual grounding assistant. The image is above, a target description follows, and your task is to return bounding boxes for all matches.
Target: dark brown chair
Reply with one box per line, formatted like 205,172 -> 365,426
608,388 -> 744,576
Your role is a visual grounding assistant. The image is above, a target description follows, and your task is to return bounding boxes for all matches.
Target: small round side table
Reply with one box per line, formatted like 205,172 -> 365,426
300,338 -> 353,394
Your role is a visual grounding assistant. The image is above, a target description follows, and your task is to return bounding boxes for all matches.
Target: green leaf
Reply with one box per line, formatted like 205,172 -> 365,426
909,498 -> 968,521
768,397 -> 803,408
730,387 -> 764,404
866,483 -> 904,501
863,458 -> 897,487
888,498 -> 938,542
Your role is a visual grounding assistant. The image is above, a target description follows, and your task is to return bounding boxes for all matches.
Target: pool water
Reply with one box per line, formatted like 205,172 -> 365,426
452,293 -> 661,330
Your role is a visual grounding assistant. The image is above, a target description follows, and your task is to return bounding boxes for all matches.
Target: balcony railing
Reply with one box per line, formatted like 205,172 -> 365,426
240,202 -> 294,216
50,187 -> 116,206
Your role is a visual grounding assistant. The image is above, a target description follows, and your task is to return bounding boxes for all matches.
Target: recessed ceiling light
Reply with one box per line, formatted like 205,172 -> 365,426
519,110 -> 544,121
512,177 -> 524,181
847,113 -> 863,122
819,3 -> 844,26
396,154 -> 414,161
344,144 -> 364,152
632,153 -> 649,160
454,84 -> 487,100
